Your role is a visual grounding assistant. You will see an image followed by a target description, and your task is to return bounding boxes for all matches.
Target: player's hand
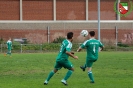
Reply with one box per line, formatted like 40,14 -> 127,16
73,56 -> 78,59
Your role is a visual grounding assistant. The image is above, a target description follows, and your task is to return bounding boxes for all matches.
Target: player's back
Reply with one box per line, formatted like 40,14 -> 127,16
7,40 -> 12,47
86,39 -> 101,60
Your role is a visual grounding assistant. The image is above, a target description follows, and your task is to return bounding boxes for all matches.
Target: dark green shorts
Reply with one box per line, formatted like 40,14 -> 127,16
8,48 -> 11,51
86,59 -> 97,67
54,60 -> 73,70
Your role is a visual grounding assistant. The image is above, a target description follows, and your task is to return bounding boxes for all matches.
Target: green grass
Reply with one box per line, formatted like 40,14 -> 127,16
0,52 -> 133,88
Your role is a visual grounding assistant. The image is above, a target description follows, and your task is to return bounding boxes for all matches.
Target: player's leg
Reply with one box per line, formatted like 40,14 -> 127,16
87,60 -> 95,83
44,68 -> 58,85
9,50 -> 11,56
63,68 -> 74,80
80,64 -> 86,71
7,48 -> 11,55
9,50 -> 12,55
6,49 -> 9,55
87,67 -> 94,83
61,61 -> 74,86
80,58 -> 87,71
44,62 -> 61,85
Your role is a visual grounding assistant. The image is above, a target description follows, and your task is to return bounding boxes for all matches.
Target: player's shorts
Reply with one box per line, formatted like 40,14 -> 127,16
8,47 -> 11,51
54,59 -> 73,70
86,59 -> 97,67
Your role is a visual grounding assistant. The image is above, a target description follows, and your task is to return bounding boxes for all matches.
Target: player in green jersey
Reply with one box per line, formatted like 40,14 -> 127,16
5,37 -> 12,57
44,32 -> 78,86
77,31 -> 104,83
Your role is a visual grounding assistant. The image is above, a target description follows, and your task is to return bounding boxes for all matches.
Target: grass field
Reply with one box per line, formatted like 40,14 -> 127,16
0,52 -> 133,88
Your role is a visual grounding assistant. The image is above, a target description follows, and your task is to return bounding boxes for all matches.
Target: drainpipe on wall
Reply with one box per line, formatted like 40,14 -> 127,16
98,0 -> 100,41
117,0 -> 120,20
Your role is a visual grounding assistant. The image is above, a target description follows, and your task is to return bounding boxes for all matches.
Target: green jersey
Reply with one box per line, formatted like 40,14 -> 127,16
56,39 -> 72,61
81,38 -> 103,60
7,40 -> 12,50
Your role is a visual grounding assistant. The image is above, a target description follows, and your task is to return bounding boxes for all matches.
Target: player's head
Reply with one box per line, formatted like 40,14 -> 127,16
67,32 -> 73,41
89,31 -> 95,37
9,37 -> 11,40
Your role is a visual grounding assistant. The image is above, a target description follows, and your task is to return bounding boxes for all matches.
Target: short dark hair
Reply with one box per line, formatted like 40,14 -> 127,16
67,32 -> 73,39
89,31 -> 95,36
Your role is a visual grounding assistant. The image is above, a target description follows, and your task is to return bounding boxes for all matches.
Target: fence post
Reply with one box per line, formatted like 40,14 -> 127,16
40,44 -> 42,52
0,44 -> 2,53
21,44 -> 22,53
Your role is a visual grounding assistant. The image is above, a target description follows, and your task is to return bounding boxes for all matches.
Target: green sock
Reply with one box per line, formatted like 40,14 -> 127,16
64,70 -> 73,80
88,71 -> 94,82
46,70 -> 55,81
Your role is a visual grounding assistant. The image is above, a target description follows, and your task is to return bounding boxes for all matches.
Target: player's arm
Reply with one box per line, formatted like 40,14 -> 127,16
65,43 -> 78,59
77,47 -> 82,52
70,51 -> 75,54
77,43 -> 86,52
77,41 -> 87,52
100,46 -> 104,51
99,41 -> 104,51
66,51 -> 78,59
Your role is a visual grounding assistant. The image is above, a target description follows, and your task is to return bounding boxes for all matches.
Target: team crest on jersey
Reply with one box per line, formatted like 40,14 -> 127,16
114,0 -> 133,17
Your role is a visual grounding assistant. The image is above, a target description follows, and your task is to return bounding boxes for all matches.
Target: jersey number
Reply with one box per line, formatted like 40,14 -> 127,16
93,45 -> 96,53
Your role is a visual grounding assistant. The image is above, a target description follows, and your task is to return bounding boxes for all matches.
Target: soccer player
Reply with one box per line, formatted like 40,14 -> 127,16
5,37 -> 12,57
44,32 -> 78,86
77,31 -> 104,83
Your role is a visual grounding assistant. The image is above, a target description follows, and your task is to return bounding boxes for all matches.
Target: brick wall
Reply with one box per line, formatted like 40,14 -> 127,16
0,0 -> 133,44
56,0 -> 86,20
0,22 -> 133,44
0,0 -> 19,20
0,0 -> 133,20
23,0 -> 53,20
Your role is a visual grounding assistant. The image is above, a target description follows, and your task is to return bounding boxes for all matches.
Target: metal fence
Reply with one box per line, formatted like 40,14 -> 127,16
1,43 -> 133,54
1,44 -> 45,53
0,43 -> 80,53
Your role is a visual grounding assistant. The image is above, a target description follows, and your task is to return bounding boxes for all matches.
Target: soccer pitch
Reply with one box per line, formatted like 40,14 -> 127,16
0,52 -> 133,88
